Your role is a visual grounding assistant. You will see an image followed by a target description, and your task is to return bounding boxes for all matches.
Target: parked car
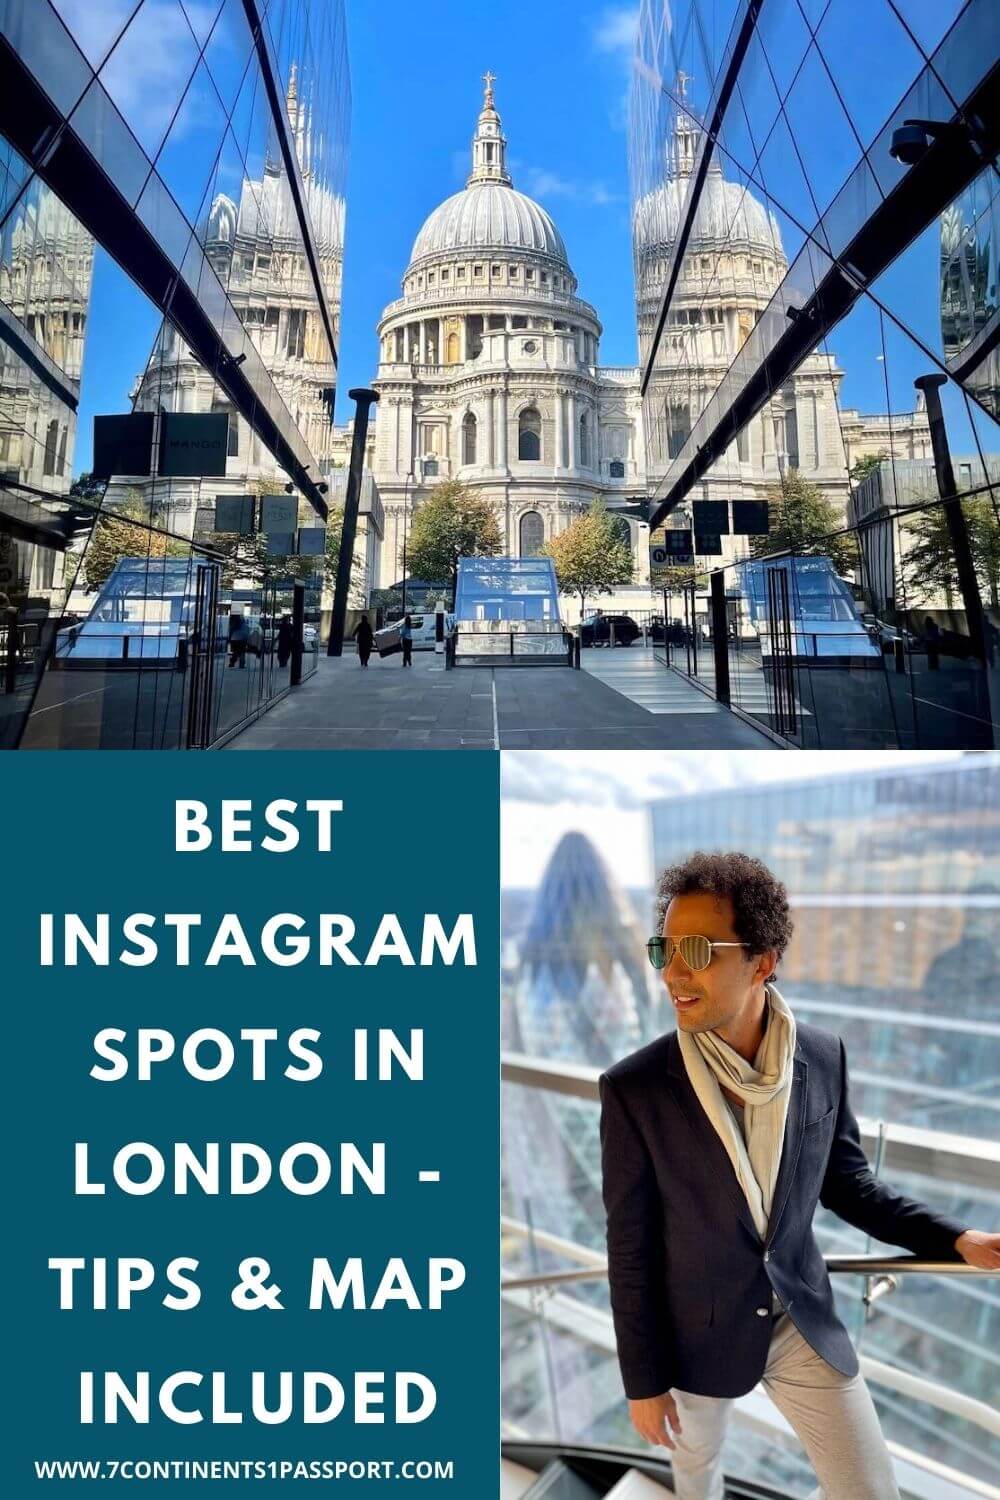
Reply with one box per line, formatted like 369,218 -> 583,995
579,612 -> 641,647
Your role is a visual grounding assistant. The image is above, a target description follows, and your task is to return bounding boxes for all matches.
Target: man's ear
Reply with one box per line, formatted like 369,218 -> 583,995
755,949 -> 778,984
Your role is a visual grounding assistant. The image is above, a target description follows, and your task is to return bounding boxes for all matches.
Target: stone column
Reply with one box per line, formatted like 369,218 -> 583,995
567,392 -> 577,471
419,322 -> 426,366
497,385 -> 508,470
487,389 -> 496,468
402,325 -> 410,363
461,317 -> 469,362
557,391 -> 566,468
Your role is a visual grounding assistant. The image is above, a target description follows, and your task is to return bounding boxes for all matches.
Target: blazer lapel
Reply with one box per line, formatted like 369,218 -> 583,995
765,1048 -> 808,1246
665,1035 -> 759,1242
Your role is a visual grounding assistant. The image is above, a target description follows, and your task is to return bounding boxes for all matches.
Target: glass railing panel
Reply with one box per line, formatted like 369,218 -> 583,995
502,1110 -> 1000,1496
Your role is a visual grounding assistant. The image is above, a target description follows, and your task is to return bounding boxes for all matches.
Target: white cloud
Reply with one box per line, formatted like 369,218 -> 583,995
55,0 -> 225,157
510,159 -> 625,208
589,6 -> 641,133
592,5 -> 640,56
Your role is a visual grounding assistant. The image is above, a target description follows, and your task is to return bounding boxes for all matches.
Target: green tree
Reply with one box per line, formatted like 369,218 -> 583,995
750,468 -> 857,576
849,451 -> 888,486
403,479 -> 502,589
653,564 -> 709,594
323,502 -> 365,607
81,496 -> 186,592
542,499 -> 634,615
903,497 -> 1000,611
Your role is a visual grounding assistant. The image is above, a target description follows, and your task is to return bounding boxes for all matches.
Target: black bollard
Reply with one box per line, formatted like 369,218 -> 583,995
328,388 -> 378,657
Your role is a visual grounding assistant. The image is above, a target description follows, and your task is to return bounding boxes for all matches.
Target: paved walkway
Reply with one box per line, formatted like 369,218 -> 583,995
226,646 -> 773,750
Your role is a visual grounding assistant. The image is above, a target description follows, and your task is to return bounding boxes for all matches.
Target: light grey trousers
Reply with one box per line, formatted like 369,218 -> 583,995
669,1315 -> 900,1500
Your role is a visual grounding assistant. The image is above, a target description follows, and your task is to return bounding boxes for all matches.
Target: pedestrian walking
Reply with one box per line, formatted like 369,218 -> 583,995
400,613 -> 413,668
228,612 -> 249,669
354,615 -> 374,668
276,614 -> 294,669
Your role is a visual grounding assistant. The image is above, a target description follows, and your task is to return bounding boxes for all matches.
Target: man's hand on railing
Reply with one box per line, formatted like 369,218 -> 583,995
955,1230 -> 1000,1269
627,1392 -> 682,1451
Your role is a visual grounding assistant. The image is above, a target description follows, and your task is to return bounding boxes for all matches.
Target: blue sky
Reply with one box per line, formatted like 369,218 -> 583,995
336,0 -> 642,405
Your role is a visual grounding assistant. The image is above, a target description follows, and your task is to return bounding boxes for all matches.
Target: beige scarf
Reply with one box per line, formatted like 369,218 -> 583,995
677,984 -> 796,1240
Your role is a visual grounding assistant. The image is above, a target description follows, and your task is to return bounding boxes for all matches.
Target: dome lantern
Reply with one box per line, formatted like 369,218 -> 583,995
468,70 -> 512,187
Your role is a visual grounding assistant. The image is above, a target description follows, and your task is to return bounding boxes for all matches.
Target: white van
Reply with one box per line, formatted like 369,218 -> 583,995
374,614 -> 445,655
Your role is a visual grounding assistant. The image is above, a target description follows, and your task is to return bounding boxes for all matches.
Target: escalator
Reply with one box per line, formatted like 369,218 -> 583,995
502,1443 -> 792,1498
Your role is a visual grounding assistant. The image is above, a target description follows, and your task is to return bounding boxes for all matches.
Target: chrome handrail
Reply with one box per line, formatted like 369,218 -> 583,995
500,1259 -> 997,1292
501,1052 -> 1000,1194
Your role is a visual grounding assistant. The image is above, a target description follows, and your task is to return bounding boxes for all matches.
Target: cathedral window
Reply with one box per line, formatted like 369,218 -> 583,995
43,419 -> 59,476
285,308 -> 306,359
462,412 -> 477,465
457,266 -> 466,278
512,315 -> 527,329
519,511 -> 544,556
428,271 -> 435,284
474,264 -> 483,277
610,459 -> 625,479
492,264 -> 501,277
666,402 -> 691,460
510,266 -> 519,278
525,268 -> 534,281
518,407 -> 541,462
441,268 -> 449,281
579,412 -> 590,467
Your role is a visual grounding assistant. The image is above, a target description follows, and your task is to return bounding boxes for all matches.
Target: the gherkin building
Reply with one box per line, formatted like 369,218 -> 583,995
503,832 -> 666,1256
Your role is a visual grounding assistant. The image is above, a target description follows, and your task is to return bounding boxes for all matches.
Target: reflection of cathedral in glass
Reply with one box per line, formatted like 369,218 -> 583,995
124,68 -> 344,537
0,173 -> 94,603
941,169 -> 1000,419
509,831 -> 661,1066
631,84 -> 929,526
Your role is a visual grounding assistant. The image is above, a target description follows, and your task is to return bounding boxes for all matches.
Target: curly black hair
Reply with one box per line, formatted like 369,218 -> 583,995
656,850 -> 793,959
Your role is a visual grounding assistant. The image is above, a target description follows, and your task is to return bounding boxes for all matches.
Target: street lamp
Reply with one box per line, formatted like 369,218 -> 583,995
401,468 -> 414,616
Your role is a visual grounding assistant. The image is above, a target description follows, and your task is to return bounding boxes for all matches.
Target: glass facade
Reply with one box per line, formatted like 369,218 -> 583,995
453,555 -> 567,658
629,0 -> 1000,749
0,0 -> 350,747
501,754 -> 1000,1494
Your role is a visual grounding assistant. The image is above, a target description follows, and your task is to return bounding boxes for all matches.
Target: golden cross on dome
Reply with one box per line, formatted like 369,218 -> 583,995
482,70 -> 497,104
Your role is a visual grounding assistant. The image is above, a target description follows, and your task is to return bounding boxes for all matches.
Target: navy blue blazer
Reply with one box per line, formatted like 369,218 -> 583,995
599,1022 -> 967,1400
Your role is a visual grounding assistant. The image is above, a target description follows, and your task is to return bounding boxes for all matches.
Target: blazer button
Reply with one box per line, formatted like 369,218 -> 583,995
756,1307 -> 769,1317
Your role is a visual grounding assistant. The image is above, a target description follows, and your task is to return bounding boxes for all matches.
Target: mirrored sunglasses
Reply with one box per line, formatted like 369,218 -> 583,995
646,934 -> 749,971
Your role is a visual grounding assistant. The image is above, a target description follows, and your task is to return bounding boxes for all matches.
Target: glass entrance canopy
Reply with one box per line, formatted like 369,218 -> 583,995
454,557 -> 561,623
453,556 -> 565,659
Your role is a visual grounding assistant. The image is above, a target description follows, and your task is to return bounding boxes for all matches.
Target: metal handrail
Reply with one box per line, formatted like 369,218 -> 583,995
500,1052 -> 1000,1194
500,1222 -> 1000,1447
500,1259 -> 997,1292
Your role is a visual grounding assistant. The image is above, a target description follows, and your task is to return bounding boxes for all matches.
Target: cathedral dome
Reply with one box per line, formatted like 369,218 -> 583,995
634,171 -> 782,258
633,100 -> 783,262
404,74 -> 571,274
410,183 -> 569,267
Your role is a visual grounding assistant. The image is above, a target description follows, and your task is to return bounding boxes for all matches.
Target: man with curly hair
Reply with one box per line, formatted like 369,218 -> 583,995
599,851 -> 1000,1500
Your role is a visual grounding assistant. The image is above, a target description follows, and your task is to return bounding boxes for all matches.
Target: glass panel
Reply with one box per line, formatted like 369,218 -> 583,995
98,0 -> 200,162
